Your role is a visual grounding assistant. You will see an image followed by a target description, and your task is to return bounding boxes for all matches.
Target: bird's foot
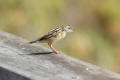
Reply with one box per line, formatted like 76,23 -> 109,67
53,50 -> 61,54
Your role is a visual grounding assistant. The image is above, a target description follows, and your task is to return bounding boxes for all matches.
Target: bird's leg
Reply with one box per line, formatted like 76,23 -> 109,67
48,43 -> 60,54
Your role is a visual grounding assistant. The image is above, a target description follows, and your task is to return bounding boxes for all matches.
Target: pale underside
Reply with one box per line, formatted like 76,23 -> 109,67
40,31 -> 66,43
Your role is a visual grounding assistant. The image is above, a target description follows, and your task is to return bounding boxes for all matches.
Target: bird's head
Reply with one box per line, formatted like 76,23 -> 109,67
63,25 -> 73,32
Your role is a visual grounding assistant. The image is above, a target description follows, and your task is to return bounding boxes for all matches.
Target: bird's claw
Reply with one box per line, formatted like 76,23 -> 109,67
53,50 -> 61,54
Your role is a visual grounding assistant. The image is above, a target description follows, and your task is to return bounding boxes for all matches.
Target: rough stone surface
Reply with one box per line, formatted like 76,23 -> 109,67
0,30 -> 120,80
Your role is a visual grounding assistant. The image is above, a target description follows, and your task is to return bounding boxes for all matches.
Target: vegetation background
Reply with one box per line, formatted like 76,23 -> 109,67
0,0 -> 120,73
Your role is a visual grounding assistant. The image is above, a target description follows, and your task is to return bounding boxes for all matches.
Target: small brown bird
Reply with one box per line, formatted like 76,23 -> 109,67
29,25 -> 73,54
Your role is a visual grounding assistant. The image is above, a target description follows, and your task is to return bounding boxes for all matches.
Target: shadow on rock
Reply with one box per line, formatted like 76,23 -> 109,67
27,52 -> 53,55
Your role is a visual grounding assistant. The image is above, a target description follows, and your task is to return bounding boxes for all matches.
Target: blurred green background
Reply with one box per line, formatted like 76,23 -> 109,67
0,0 -> 120,73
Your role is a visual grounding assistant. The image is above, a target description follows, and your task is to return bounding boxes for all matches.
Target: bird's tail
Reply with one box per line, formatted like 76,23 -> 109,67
29,40 -> 39,44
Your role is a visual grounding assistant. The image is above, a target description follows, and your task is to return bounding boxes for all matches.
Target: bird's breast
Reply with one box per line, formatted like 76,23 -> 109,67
61,31 -> 66,38
48,31 -> 66,42
56,31 -> 66,39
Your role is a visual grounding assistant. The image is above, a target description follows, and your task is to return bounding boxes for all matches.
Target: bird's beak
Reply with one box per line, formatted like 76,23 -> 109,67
70,29 -> 73,32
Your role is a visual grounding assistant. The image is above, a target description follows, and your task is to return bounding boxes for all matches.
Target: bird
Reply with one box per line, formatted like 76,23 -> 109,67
29,25 -> 73,54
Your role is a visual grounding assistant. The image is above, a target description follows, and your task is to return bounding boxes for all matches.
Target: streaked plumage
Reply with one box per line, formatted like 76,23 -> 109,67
29,25 -> 73,54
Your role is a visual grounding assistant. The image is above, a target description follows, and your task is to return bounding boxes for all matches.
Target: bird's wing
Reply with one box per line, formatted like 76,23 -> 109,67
39,27 -> 62,41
